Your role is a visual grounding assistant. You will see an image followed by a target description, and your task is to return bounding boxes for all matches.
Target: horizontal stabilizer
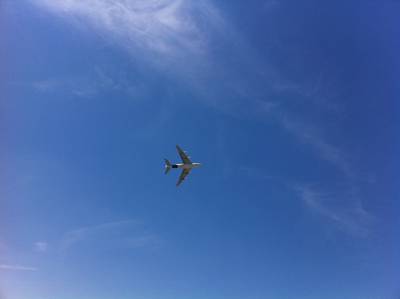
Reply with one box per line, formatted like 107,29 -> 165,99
164,159 -> 171,174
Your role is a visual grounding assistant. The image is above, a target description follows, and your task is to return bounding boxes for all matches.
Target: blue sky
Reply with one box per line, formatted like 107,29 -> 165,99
1,1 -> 399,298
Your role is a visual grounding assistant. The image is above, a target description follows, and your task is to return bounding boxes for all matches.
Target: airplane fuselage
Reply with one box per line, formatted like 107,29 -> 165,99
172,163 -> 201,170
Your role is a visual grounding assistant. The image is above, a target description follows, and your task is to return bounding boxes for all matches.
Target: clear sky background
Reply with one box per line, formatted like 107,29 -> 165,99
1,1 -> 399,299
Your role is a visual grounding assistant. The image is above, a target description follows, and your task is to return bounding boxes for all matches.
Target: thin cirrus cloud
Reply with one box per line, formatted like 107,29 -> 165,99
0,264 -> 37,271
278,115 -> 355,179
34,241 -> 48,253
295,184 -> 372,237
60,220 -> 161,254
30,0 -> 223,60
29,67 -> 150,98
279,115 -> 373,237
28,0 -> 228,101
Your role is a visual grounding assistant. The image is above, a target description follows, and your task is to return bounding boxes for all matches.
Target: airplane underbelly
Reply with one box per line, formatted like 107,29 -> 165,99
183,164 -> 193,169
173,164 -> 192,169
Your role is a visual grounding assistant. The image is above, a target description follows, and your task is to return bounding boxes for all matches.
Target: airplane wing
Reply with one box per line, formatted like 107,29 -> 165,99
176,169 -> 191,186
176,145 -> 192,164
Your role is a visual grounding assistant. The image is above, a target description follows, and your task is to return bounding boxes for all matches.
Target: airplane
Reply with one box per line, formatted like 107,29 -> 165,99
164,145 -> 201,186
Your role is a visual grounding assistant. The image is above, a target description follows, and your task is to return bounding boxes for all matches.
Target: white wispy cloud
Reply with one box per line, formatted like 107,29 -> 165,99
60,220 -> 160,254
276,114 -> 373,238
27,0 -> 258,107
34,241 -> 48,253
278,114 -> 354,179
30,0 -> 223,62
295,184 -> 372,237
28,0 -> 232,102
31,79 -> 61,92
0,264 -> 37,271
28,65 -> 162,100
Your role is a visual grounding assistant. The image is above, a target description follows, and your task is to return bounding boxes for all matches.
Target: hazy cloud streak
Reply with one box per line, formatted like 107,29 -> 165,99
30,0 -> 223,61
60,220 -> 160,254
0,264 -> 37,271
278,115 -> 354,179
34,241 -> 48,253
295,185 -> 372,237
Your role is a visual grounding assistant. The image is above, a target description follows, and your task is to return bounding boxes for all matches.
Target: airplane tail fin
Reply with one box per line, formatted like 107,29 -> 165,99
164,159 -> 171,174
